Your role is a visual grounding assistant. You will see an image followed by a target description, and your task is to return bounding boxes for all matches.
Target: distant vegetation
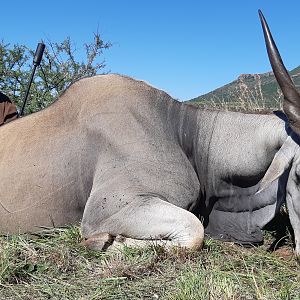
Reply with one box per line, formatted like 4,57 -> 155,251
0,33 -> 111,114
188,66 -> 300,112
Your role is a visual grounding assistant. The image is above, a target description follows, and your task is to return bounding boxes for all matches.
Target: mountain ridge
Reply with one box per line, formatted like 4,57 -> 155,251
188,65 -> 300,110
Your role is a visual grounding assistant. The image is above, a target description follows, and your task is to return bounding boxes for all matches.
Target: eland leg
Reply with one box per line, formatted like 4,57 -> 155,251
81,196 -> 204,251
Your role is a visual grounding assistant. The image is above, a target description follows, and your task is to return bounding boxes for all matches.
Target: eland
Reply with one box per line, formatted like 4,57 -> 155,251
0,11 -> 299,256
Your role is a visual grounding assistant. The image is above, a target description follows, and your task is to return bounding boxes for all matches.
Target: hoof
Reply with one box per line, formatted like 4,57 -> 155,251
81,232 -> 114,251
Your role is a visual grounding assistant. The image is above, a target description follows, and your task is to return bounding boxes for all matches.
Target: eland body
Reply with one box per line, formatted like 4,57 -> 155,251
0,11 -> 299,255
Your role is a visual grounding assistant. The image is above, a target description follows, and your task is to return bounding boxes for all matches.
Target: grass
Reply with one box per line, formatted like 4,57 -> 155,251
190,74 -> 283,113
0,225 -> 299,300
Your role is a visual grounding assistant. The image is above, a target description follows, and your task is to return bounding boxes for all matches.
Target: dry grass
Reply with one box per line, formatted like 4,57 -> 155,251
193,75 -> 283,113
0,225 -> 299,300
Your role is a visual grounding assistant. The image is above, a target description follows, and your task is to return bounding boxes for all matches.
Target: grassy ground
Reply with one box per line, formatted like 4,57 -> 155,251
0,225 -> 299,300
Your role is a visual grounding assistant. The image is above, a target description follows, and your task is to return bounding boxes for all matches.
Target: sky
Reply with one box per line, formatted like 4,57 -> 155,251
1,1 -> 300,101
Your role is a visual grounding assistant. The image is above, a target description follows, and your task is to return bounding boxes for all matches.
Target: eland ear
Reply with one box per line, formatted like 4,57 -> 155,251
256,140 -> 295,194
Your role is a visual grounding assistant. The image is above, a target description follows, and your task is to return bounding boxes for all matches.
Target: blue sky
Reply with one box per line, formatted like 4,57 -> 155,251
1,1 -> 300,101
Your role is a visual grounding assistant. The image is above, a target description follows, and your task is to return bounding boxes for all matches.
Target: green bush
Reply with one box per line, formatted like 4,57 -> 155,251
0,32 -> 111,115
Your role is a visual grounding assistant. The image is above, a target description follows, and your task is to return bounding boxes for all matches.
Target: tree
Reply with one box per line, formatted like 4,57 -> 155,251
0,32 -> 111,114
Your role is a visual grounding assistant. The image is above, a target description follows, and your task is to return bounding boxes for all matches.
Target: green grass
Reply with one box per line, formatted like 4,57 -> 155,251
0,226 -> 299,300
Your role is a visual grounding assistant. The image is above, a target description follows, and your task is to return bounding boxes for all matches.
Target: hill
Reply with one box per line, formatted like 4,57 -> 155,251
188,65 -> 300,111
